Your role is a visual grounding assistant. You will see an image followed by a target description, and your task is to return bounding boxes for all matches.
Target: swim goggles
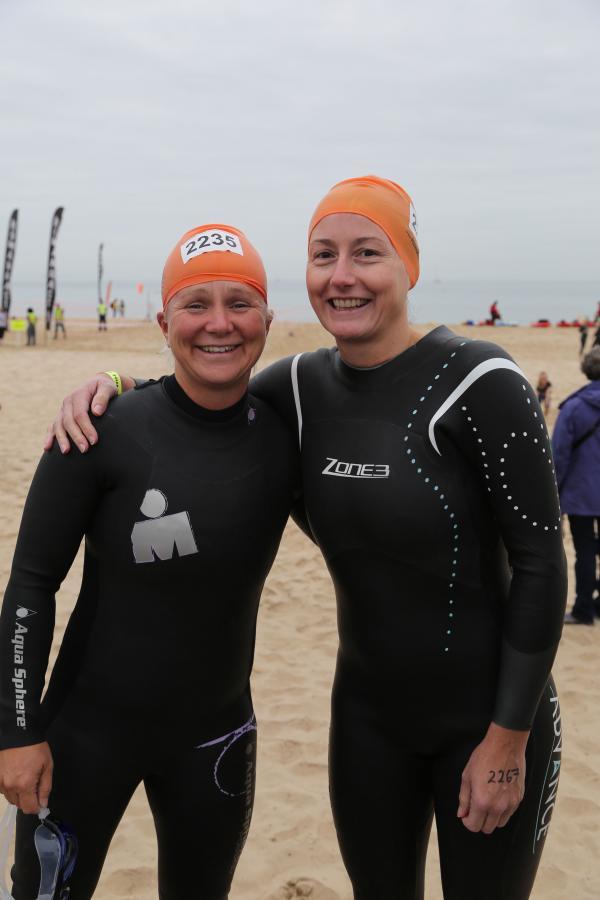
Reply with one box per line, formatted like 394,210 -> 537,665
0,804 -> 78,900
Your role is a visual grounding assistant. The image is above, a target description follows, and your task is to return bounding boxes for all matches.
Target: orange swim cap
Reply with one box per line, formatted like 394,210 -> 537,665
161,224 -> 267,308
308,176 -> 420,288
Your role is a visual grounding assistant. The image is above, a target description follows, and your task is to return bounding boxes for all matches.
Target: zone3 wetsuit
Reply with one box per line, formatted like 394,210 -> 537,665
0,375 -> 297,899
251,326 -> 567,900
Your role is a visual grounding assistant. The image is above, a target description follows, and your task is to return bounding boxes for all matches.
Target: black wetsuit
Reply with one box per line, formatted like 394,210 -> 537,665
252,326 -> 567,900
0,376 -> 297,899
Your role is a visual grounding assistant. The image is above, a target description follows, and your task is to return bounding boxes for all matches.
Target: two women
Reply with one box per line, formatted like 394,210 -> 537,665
0,225 -> 298,897
21,177 -> 566,899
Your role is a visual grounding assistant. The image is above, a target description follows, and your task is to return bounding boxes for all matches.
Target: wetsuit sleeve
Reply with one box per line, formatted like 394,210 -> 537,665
252,359 -> 315,541
250,357 -> 300,435
438,350 -> 567,731
0,446 -> 103,748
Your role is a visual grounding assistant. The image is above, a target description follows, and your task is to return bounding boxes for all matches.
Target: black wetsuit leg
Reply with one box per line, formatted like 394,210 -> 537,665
11,703 -> 140,898
145,716 -> 256,900
329,679 -> 561,900
11,699 -> 257,899
329,678 -> 433,900
433,680 -> 561,900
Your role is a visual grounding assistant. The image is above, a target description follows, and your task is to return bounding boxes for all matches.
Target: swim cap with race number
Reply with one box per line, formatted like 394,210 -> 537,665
161,224 -> 267,308
308,176 -> 420,288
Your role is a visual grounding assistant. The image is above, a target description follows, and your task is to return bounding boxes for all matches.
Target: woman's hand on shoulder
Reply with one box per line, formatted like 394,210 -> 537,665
0,742 -> 54,813
457,722 -> 528,834
43,373 -> 123,454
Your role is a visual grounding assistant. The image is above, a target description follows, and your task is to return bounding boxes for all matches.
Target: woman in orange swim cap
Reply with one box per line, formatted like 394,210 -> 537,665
282,176 -> 563,899
0,223 -> 299,897
306,175 -> 421,365
158,223 -> 270,407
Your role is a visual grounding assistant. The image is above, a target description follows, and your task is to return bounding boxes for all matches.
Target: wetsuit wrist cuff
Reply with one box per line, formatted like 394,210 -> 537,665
0,729 -> 44,750
104,371 -> 122,395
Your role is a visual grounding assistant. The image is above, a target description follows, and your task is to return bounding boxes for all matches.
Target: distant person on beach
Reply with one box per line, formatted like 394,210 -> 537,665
489,300 -> 501,324
593,323 -> 600,348
0,224 -> 297,897
119,299 -> 125,317
536,371 -> 552,415
110,298 -> 118,318
53,303 -> 66,339
579,319 -> 588,355
25,308 -> 37,346
552,347 -> 600,626
47,176 -> 566,899
97,300 -> 107,331
0,309 -> 7,340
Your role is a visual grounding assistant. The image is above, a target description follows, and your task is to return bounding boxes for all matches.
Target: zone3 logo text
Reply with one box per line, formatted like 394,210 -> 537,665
322,457 -> 390,479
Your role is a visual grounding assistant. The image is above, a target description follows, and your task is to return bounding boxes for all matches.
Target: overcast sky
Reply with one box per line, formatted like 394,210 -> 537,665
1,0 -> 599,290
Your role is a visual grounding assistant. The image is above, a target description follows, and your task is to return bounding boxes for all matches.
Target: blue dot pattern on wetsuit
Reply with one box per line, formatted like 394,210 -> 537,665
251,326 -> 567,900
0,374 -> 299,898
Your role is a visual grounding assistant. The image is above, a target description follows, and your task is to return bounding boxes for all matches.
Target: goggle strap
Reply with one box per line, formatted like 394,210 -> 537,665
0,806 -> 77,900
34,824 -> 63,899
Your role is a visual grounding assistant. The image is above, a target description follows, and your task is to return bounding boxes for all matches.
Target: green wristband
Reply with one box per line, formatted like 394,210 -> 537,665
104,370 -> 122,396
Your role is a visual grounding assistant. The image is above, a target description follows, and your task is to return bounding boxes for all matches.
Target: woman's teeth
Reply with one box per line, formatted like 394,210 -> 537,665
330,298 -> 369,309
200,345 -> 236,353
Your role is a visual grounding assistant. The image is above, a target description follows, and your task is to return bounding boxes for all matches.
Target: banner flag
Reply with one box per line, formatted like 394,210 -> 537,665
45,207 -> 64,330
1,210 -> 18,338
98,243 -> 103,306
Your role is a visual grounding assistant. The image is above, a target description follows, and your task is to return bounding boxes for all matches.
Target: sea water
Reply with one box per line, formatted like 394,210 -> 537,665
10,279 -> 600,325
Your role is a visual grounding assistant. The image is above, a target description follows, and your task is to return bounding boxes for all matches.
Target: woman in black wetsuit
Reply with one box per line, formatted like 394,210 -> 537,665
252,177 -> 566,899
44,177 -> 567,900
0,225 -> 297,898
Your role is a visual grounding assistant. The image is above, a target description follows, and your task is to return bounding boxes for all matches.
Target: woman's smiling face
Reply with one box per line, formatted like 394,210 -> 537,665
306,213 -> 410,358
157,280 -> 269,407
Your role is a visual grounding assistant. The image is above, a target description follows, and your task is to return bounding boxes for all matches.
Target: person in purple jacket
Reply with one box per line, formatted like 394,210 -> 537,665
552,346 -> 600,625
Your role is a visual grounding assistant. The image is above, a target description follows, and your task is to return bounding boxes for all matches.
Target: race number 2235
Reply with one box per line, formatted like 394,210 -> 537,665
180,229 -> 243,263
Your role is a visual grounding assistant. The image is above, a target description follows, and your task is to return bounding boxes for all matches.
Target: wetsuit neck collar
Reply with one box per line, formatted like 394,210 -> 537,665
333,325 -> 454,388
163,374 -> 249,422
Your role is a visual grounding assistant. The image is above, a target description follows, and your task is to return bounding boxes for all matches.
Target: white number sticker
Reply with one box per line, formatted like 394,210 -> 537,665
409,203 -> 418,240
180,229 -> 243,264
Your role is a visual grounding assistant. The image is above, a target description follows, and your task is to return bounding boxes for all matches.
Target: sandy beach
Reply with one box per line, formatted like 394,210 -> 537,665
0,318 -> 598,898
